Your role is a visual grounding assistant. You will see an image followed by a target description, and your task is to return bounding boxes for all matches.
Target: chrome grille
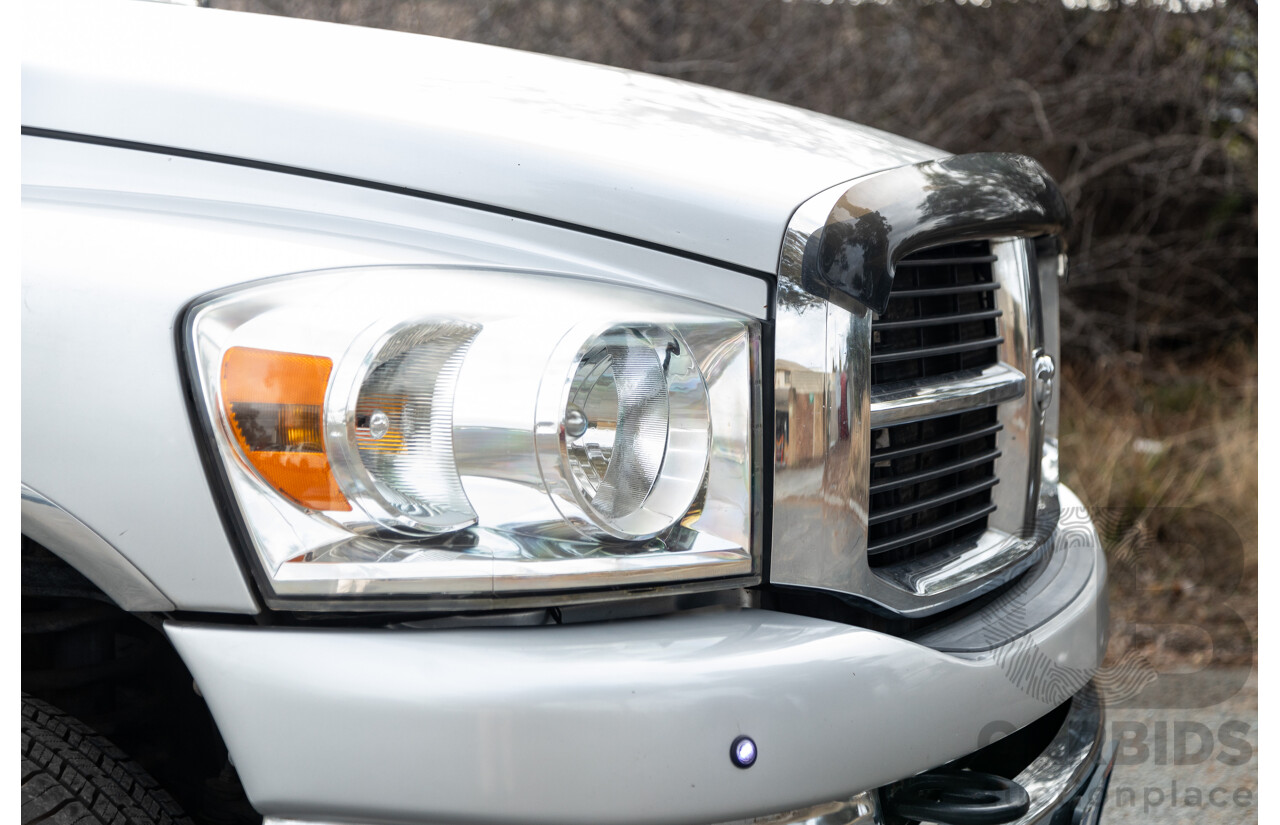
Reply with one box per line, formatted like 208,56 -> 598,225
867,242 -> 1006,569
871,242 -> 1002,386
772,155 -> 1060,617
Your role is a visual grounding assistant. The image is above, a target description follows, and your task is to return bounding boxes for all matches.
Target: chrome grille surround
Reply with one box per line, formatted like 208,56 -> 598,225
771,153 -> 1068,617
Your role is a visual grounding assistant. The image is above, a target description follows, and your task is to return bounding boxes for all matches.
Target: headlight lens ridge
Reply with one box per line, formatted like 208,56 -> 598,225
187,267 -> 759,607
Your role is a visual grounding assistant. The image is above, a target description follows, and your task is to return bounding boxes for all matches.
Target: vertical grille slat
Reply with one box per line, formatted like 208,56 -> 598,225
868,241 -> 1004,570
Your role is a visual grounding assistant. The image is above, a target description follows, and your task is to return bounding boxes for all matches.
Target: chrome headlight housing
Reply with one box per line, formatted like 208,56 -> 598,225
185,266 -> 760,608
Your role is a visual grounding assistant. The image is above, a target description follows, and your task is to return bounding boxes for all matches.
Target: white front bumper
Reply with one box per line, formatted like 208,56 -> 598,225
167,489 -> 1107,825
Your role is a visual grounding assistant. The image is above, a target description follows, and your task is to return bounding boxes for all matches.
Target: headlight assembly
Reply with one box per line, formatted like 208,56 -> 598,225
186,266 -> 760,608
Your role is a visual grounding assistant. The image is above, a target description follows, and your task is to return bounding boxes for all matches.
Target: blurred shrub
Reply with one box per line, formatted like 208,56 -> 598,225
214,0 -> 1257,360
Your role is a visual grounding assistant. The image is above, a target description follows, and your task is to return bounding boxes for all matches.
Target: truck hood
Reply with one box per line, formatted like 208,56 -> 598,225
23,0 -> 946,274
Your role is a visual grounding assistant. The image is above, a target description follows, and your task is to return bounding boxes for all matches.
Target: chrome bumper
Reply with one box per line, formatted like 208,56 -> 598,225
167,488 -> 1106,825
1007,686 -> 1115,825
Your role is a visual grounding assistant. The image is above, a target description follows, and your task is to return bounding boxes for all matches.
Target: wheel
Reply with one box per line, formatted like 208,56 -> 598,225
21,694 -> 192,825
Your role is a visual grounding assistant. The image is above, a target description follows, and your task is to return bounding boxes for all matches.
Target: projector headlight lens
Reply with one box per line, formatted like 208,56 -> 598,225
552,325 -> 709,539
185,267 -> 759,609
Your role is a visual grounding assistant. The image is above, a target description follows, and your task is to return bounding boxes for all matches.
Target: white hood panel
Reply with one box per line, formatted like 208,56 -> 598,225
23,0 -> 945,273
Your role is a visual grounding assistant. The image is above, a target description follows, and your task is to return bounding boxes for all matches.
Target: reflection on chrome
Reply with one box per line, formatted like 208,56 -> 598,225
1004,685 -> 1106,825
869,363 -> 1025,428
770,155 -> 1069,617
808,154 -> 1069,316
987,239 -> 1037,539
719,792 -> 881,825
771,295 -> 871,597
880,520 -> 1055,598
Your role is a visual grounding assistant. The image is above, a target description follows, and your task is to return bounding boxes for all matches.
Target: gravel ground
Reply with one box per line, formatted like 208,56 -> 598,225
1100,667 -> 1257,824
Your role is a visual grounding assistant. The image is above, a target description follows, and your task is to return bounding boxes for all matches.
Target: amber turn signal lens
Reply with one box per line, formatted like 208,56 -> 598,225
220,347 -> 350,511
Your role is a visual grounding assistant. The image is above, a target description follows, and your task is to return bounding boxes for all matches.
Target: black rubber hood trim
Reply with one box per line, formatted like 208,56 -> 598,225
803,153 -> 1069,315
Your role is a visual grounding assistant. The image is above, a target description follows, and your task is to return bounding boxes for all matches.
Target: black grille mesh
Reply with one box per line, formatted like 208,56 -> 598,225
868,407 -> 1000,567
871,241 -> 1002,386
868,241 -> 1003,569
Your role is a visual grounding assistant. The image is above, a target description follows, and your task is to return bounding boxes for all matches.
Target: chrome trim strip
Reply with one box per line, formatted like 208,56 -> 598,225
897,253 -> 997,267
907,488 -> 1089,649
873,307 -> 1002,330
708,794 -> 881,825
867,502 -> 998,558
771,295 -> 872,606
879,493 -> 1061,599
869,477 -> 1000,526
869,363 -> 1026,427
889,282 -> 1002,297
884,522 -> 1040,597
988,239 -> 1040,538
871,422 -> 1003,463
21,483 -> 175,611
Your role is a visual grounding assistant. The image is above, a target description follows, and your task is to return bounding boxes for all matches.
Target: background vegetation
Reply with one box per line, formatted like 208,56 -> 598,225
212,0 -> 1258,665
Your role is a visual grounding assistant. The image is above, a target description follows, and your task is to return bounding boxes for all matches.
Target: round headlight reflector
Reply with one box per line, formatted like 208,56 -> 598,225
547,325 -> 710,539
327,319 -> 481,535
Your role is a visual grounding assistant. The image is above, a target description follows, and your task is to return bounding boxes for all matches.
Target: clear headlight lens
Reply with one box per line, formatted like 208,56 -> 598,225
186,267 -> 759,608
548,324 -> 710,539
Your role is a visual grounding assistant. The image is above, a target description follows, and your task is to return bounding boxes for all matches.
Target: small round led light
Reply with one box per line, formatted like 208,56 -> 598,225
731,735 -> 757,769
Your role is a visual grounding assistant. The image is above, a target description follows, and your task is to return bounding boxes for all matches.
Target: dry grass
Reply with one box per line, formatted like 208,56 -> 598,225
1059,344 -> 1257,668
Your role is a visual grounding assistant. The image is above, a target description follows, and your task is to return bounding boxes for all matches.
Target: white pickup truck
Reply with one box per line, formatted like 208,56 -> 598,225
21,2 -> 1114,825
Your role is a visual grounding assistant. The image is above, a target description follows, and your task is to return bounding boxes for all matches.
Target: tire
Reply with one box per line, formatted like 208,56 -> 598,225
21,694 -> 192,825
